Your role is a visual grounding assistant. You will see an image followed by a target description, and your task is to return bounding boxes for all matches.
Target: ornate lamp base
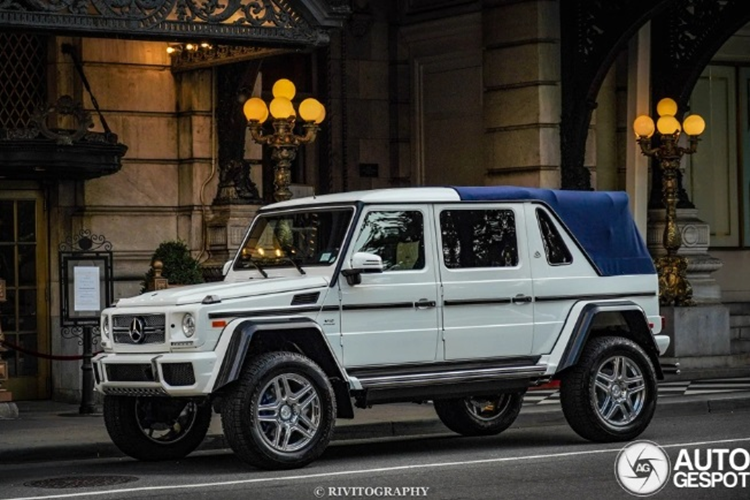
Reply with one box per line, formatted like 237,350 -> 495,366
656,255 -> 695,307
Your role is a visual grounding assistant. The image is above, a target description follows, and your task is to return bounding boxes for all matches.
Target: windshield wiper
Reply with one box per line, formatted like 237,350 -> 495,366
278,246 -> 306,275
247,258 -> 268,278
280,256 -> 306,275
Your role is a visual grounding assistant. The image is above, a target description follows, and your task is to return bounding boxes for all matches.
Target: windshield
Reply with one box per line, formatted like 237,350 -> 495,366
234,207 -> 354,271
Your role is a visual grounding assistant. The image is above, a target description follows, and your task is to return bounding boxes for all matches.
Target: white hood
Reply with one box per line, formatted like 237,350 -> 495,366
115,276 -> 330,307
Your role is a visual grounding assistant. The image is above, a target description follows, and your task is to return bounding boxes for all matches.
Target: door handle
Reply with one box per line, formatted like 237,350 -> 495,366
414,299 -> 436,309
512,294 -> 533,305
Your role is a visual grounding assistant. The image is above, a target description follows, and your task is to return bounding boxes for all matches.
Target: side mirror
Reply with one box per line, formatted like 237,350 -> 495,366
341,252 -> 383,286
222,260 -> 232,276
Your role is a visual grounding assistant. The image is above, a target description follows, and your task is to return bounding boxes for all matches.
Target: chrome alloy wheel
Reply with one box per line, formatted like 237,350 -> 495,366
463,395 -> 513,422
255,373 -> 321,453
593,355 -> 646,427
134,399 -> 198,444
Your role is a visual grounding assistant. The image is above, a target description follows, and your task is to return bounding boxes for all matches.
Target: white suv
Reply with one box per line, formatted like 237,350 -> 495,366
94,186 -> 668,470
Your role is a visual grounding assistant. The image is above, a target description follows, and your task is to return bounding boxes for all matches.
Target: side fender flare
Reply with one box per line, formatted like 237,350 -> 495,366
212,317 -> 353,418
556,301 -> 664,379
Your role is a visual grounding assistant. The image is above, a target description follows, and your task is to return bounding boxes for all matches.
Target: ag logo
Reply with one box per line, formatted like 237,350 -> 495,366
615,440 -> 671,496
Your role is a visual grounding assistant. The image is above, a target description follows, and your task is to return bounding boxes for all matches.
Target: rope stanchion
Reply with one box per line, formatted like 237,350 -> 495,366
0,338 -> 101,361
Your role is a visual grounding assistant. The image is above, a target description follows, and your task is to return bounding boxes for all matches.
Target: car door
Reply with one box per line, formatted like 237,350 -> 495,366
339,205 -> 440,367
436,203 -> 535,360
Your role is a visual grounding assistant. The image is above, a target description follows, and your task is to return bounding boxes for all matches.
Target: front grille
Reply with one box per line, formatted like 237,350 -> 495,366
162,363 -> 196,386
106,364 -> 155,382
112,314 -> 166,345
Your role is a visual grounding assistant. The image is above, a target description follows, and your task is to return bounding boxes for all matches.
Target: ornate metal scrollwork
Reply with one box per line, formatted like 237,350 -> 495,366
170,44 -> 288,71
61,326 -> 101,346
58,229 -> 113,253
0,0 -> 332,46
33,95 -> 93,145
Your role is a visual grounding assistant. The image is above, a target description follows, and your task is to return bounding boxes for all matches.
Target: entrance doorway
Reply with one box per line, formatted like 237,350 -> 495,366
0,191 -> 49,400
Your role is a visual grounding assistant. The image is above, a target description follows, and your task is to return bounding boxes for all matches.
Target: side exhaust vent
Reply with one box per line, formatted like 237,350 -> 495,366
291,292 -> 320,306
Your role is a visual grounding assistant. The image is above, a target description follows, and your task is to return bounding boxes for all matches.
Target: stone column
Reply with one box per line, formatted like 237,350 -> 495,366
482,0 -> 561,187
625,25 -> 651,237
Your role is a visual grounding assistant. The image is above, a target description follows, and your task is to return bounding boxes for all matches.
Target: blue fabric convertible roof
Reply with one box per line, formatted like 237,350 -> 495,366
452,186 -> 655,276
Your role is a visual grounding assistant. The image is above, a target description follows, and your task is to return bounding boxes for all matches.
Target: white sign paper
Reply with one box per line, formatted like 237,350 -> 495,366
74,266 -> 101,312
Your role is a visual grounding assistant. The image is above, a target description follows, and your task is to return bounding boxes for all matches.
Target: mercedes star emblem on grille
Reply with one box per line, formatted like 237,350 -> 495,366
129,317 -> 145,344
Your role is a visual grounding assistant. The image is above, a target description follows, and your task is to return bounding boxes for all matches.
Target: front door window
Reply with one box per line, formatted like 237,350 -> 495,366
352,210 -> 425,271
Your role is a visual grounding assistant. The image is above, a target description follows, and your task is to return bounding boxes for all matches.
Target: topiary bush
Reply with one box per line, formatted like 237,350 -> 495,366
143,240 -> 204,290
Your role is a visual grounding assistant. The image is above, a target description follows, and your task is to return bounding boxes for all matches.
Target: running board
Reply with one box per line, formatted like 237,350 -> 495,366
354,365 -> 548,407
358,365 -> 548,390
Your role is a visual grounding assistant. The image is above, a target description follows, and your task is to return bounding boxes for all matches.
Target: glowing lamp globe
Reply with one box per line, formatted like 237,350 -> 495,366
243,97 -> 269,123
683,114 -> 706,136
657,115 -> 681,135
272,79 -> 296,100
657,98 -> 678,117
299,98 -> 325,123
633,115 -> 655,138
269,97 -> 296,119
313,105 -> 326,124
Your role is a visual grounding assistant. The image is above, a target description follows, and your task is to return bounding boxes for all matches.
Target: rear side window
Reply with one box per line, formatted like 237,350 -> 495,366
440,209 -> 518,268
536,208 -> 572,265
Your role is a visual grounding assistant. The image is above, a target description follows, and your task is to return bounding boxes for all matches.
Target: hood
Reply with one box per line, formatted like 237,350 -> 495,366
115,276 -> 330,308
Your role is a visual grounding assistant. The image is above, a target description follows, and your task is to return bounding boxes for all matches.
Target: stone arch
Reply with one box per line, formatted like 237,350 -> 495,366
651,1 -> 750,115
560,0 -> 672,190
649,0 -> 750,208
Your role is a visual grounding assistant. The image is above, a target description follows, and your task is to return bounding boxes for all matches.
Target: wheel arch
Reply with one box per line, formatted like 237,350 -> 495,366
556,301 -> 664,379
212,317 -> 354,418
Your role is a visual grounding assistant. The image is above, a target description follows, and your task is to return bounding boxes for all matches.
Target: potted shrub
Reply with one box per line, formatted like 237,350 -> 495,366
143,240 -> 203,291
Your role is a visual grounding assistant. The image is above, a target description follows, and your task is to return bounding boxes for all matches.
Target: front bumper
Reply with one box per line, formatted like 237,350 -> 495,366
92,351 -> 219,397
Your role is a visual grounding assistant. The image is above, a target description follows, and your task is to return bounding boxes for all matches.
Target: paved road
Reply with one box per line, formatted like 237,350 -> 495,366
1,409 -> 749,500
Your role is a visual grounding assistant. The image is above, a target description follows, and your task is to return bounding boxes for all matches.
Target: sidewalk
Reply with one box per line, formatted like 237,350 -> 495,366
1,372 -> 750,465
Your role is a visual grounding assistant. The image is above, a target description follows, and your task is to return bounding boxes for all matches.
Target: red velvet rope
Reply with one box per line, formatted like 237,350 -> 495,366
0,338 -> 100,361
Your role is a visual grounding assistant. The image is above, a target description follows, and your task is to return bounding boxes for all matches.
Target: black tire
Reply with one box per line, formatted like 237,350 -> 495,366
221,351 -> 336,470
434,393 -> 524,436
103,396 -> 212,461
560,336 -> 657,442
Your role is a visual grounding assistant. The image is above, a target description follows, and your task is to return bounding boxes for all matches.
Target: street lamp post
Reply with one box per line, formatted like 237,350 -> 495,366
243,79 -> 326,202
633,98 -> 706,307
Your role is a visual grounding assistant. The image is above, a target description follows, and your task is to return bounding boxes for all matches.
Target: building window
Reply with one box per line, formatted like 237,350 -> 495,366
0,34 -> 48,130
536,209 -> 572,265
440,209 -> 518,268
352,211 -> 425,271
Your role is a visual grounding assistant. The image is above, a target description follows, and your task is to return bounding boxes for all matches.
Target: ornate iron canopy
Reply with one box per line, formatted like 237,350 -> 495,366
0,0 -> 349,47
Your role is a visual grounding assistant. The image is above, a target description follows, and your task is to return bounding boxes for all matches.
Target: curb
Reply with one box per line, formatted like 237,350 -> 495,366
1,393 -> 749,466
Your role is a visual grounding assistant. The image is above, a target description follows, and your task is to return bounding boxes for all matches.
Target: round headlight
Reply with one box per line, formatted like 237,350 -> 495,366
182,313 -> 196,338
101,315 -> 110,339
